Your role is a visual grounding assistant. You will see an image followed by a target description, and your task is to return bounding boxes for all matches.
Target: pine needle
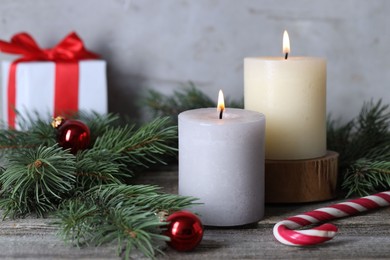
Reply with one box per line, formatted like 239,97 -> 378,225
0,145 -> 76,218
93,117 -> 178,171
56,183 -> 197,258
328,99 -> 390,197
0,113 -> 198,258
144,82 -> 243,121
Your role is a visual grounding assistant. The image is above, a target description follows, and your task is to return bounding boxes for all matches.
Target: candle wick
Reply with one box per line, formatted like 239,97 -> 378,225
219,109 -> 224,119
285,52 -> 288,60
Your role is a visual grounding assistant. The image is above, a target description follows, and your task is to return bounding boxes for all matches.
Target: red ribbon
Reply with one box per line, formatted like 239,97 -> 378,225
0,32 -> 99,128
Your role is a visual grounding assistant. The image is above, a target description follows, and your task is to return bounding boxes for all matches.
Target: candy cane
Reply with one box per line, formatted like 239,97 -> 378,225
273,191 -> 390,246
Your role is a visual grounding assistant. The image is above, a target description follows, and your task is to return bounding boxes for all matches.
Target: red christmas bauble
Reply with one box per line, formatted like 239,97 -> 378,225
53,117 -> 90,154
165,211 -> 204,252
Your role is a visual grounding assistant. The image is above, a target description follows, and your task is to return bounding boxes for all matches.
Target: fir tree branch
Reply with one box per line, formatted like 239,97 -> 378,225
0,113 -> 197,259
0,112 -> 57,151
342,159 -> 390,197
93,117 -> 178,171
57,184 -> 198,258
144,82 -> 215,119
144,82 -> 243,121
0,112 -> 121,153
0,130 -> 38,151
87,183 -> 198,213
328,99 -> 390,197
74,148 -> 128,191
76,112 -> 122,143
0,145 -> 76,218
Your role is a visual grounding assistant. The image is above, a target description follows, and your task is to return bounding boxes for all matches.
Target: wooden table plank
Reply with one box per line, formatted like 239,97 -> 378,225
0,168 -> 389,259
138,168 -> 390,259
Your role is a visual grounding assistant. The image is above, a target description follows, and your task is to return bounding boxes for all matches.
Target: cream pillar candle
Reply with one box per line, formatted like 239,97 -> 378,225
178,94 -> 265,226
244,31 -> 326,160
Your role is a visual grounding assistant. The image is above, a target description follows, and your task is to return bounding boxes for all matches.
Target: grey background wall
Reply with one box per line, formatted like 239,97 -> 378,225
0,0 -> 389,122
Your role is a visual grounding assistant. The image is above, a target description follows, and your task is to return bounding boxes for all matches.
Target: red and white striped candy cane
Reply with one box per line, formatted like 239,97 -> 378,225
273,191 -> 390,246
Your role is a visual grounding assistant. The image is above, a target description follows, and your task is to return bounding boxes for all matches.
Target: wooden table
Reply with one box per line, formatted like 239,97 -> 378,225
1,167 -> 389,259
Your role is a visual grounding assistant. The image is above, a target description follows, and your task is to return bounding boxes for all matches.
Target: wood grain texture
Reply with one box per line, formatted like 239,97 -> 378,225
265,151 -> 339,203
0,167 -> 389,259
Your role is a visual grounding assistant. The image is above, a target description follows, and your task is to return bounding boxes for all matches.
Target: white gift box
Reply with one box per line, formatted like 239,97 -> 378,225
1,60 -> 107,128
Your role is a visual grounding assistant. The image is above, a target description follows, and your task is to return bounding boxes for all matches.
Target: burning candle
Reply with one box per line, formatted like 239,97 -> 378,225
178,90 -> 266,226
244,31 -> 327,160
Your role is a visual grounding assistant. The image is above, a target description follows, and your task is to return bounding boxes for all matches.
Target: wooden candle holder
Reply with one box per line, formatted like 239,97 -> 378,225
265,151 -> 339,203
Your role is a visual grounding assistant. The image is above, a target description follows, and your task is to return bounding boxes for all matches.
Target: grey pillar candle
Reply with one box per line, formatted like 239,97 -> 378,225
178,107 -> 265,226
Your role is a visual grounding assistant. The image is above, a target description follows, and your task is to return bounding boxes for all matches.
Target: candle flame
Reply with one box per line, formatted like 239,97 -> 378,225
283,30 -> 290,58
217,89 -> 225,112
217,90 -> 225,120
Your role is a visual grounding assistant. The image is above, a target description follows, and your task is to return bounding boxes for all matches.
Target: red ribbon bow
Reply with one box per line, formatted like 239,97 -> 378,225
0,32 -> 99,128
0,32 -> 99,62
